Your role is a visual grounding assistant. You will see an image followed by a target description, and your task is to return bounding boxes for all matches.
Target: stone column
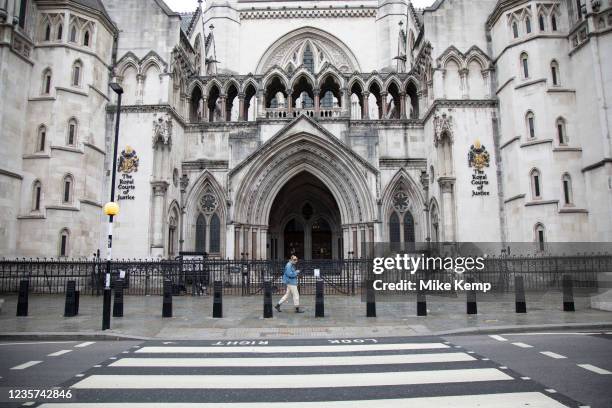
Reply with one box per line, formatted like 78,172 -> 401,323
314,88 -> 320,117
238,93 -> 245,121
287,93 -> 293,116
381,91 -> 388,119
342,226 -> 350,259
201,96 -> 208,122
234,225 -> 241,260
459,68 -> 469,99
219,95 -> 227,122
150,181 -> 169,256
341,87 -> 349,117
259,227 -> 268,260
362,91 -> 370,119
257,90 -> 265,118
482,70 -> 491,98
399,91 -> 406,119
438,177 -> 456,242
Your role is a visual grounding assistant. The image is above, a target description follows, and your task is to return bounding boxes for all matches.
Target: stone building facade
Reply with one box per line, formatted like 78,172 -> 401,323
0,0 -> 610,259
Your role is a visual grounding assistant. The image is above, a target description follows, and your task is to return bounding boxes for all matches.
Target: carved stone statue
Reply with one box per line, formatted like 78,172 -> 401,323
196,97 -> 204,121
153,114 -> 173,147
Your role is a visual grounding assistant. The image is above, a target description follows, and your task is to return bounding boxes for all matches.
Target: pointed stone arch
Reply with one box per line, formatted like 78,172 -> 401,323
380,169 -> 427,242
184,171 -> 227,256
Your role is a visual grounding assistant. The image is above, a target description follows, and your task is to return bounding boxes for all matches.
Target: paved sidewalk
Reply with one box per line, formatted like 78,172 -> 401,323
0,293 -> 610,339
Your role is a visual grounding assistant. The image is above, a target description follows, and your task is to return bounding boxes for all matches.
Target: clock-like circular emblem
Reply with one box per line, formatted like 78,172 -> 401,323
393,190 -> 409,212
199,193 -> 217,214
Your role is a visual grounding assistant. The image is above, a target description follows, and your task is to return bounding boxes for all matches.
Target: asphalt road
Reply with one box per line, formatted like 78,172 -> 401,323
0,331 -> 609,407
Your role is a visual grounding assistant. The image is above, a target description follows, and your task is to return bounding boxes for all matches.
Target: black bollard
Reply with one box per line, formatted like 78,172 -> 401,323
64,280 -> 77,317
162,279 -> 172,318
466,277 -> 477,315
16,280 -> 29,317
563,274 -> 575,312
74,290 -> 80,315
263,280 -> 273,318
102,287 -> 111,330
315,279 -> 324,317
113,279 -> 124,317
366,280 -> 376,317
213,281 -> 223,318
417,290 -> 427,316
515,276 -> 527,313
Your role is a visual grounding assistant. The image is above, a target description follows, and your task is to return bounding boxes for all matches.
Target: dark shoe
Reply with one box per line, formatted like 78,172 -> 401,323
295,307 -> 305,313
274,304 -> 282,312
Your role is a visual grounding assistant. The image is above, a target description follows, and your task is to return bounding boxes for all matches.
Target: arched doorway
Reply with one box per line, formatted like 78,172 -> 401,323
268,171 -> 342,260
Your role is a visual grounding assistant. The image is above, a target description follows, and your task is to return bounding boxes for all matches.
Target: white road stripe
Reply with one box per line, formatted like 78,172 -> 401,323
489,335 -> 507,341
37,392 -> 569,407
110,353 -> 476,367
11,361 -> 42,370
512,342 -> 533,348
0,341 -> 76,346
540,351 -> 567,359
48,350 -> 72,357
136,343 -> 449,354
577,364 -> 612,375
75,342 -> 95,348
71,368 -> 512,389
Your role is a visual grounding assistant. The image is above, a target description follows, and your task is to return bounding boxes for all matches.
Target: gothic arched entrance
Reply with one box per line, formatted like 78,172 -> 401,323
268,171 -> 342,260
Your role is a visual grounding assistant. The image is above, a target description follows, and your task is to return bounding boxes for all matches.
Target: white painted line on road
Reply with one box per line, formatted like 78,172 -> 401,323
11,361 -> 42,370
136,343 -> 449,354
540,351 -> 567,359
489,335 -> 507,341
0,341 -> 75,346
512,342 -> 533,348
545,389 -> 557,393
504,332 -> 598,336
48,350 -> 72,357
521,377 -> 531,380
36,392 -> 569,408
75,374 -> 84,377
481,358 -> 490,361
21,402 -> 35,406
94,365 -> 101,368
109,357 -> 117,360
71,368 -> 513,389
577,364 -> 612,375
499,366 -> 508,369
110,353 -> 477,368
74,342 -> 95,348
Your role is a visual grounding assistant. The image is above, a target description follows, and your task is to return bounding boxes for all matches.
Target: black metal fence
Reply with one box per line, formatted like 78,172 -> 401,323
0,254 -> 608,296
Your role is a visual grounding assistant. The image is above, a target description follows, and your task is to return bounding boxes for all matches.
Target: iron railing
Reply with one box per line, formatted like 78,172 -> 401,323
0,254 -> 608,296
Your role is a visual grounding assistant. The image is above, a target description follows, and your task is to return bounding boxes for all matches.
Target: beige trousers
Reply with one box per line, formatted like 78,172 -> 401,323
279,284 -> 300,306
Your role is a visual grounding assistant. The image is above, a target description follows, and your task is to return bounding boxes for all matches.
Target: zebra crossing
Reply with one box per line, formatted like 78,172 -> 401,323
37,337 -> 581,407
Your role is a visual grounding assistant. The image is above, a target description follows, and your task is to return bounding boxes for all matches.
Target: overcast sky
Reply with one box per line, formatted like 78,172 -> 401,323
164,0 -> 436,13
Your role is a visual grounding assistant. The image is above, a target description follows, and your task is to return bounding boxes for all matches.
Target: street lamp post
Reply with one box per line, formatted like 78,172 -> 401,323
102,82 -> 124,331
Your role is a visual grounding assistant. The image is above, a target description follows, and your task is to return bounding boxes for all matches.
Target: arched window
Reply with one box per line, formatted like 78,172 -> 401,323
71,61 -> 82,87
389,212 -> 400,243
62,174 -> 74,203
520,52 -> 529,78
32,180 -> 42,211
525,17 -> 532,34
526,111 -> 536,139
556,117 -> 567,145
69,25 -> 77,43
57,24 -> 63,40
551,13 -> 558,31
67,118 -> 77,145
534,223 -> 545,250
83,30 -> 90,47
44,23 -> 51,41
403,212 -> 415,243
303,44 -> 314,73
210,213 -> 221,253
562,173 -> 573,205
42,68 -> 52,95
59,228 -> 70,257
512,21 -> 519,38
37,125 -> 46,152
550,60 -> 560,85
539,14 -> 546,31
530,169 -> 542,199
195,214 -> 206,253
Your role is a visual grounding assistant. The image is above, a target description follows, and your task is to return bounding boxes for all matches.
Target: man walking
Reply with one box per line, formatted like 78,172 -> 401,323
275,255 -> 304,313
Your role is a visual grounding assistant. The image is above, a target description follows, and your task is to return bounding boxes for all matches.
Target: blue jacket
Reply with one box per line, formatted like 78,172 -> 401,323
282,261 -> 298,285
